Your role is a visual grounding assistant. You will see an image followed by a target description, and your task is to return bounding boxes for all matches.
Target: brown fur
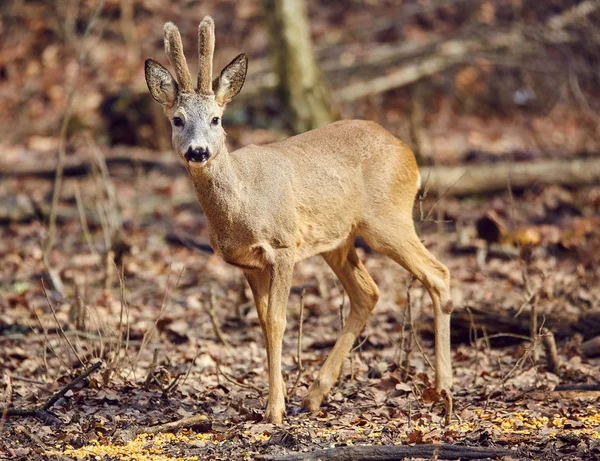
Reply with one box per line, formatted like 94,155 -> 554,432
164,22 -> 193,92
214,54 -> 248,106
145,59 -> 178,106
197,17 -> 215,94
145,17 -> 453,425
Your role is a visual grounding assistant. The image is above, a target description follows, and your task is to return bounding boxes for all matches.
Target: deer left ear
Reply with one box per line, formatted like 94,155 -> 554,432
214,53 -> 248,106
145,59 -> 178,107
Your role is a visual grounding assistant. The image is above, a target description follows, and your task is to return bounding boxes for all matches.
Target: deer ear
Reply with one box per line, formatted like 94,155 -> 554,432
214,54 -> 247,106
145,59 -> 178,107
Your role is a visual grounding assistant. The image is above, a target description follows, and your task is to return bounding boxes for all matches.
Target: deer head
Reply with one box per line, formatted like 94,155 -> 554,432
145,17 -> 248,165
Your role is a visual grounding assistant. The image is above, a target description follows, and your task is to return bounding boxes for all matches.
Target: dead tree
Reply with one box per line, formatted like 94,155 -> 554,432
262,0 -> 336,132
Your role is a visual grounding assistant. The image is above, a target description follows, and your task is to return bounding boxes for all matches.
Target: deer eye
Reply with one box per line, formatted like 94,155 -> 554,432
211,117 -> 220,126
172,116 -> 184,127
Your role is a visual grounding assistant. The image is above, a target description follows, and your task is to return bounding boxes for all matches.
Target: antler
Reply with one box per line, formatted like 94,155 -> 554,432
164,22 -> 193,92
197,16 -> 215,94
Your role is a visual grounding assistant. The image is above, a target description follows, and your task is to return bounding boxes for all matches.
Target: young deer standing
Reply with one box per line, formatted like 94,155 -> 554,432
145,16 -> 453,424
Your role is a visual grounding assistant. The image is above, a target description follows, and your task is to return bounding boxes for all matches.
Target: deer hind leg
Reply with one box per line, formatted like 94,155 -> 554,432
361,217 -> 453,402
303,241 -> 380,413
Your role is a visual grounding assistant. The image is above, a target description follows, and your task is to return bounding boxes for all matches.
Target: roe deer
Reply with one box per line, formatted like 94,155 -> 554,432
145,16 -> 453,424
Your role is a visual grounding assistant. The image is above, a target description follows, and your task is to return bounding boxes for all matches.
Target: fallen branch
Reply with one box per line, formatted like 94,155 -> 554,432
1,361 -> 102,418
215,360 -> 263,395
5,152 -> 600,200
581,335 -> 600,358
418,306 -> 600,343
554,383 -> 600,392
421,157 -> 600,197
0,147 -> 182,179
257,444 -> 517,461
542,328 -> 560,374
336,0 -> 600,101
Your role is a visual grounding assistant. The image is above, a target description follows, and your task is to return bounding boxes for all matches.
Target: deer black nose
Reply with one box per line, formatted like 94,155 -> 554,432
185,146 -> 210,163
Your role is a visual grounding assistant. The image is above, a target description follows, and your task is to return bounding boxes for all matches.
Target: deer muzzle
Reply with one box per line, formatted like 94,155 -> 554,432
185,146 -> 210,164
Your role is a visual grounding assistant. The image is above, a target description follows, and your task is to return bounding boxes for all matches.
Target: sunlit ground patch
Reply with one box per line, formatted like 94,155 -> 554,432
47,431 -> 217,461
48,407 -> 600,460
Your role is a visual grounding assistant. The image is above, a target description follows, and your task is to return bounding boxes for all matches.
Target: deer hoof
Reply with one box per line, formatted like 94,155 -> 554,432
302,392 -> 323,414
264,403 -> 285,424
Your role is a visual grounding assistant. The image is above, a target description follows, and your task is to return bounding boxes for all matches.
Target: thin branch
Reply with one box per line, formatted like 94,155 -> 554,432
74,181 -> 98,257
1,361 -> 102,417
290,289 -> 306,397
0,372 -> 12,433
42,280 -> 85,366
43,0 -> 105,295
205,287 -> 233,351
215,361 -> 262,395
6,374 -> 46,385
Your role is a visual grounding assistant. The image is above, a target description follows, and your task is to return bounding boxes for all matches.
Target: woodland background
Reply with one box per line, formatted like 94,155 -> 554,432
1,0 -> 600,460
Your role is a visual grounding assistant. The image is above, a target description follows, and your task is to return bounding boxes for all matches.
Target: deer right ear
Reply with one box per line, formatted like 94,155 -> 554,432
145,59 -> 178,107
214,54 -> 248,106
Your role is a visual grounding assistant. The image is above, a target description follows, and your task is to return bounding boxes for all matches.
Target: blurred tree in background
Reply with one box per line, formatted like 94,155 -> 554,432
262,0 -> 336,132
0,0 -> 599,163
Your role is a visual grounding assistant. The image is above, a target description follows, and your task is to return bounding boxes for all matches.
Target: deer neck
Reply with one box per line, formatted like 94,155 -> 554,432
187,148 -> 242,231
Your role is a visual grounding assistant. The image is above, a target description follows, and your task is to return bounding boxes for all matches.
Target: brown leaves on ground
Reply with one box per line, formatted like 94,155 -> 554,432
1,166 -> 600,459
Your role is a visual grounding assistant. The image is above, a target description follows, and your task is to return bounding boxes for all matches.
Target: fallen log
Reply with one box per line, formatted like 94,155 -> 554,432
335,1 -> 600,101
418,306 -> 600,345
0,146 -> 183,179
257,444 -> 517,461
422,157 -> 600,197
3,148 -> 600,198
1,361 -> 101,419
116,414 -> 210,443
581,336 -> 600,358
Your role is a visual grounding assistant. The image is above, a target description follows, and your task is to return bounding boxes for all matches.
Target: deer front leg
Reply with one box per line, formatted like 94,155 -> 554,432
244,270 -> 287,406
263,251 -> 294,424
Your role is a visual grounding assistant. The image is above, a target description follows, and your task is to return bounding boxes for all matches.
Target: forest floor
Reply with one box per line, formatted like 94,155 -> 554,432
2,0 -> 600,459
1,158 -> 599,460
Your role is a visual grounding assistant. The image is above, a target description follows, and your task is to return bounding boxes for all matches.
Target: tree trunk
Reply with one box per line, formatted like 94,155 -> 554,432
262,0 -> 336,133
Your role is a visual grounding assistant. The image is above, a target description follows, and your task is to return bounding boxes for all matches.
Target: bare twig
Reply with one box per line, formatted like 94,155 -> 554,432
28,309 -> 69,373
1,361 -> 102,417
20,425 -> 73,461
43,0 -> 105,296
74,181 -> 98,258
42,280 -> 85,366
423,171 -> 468,223
6,374 -> 46,385
0,372 -> 12,433
144,348 -> 159,389
137,266 -> 184,361
542,328 -> 560,374
215,361 -> 262,395
179,347 -> 202,389
400,277 -> 414,380
338,289 -> 346,333
290,289 -> 306,397
205,287 -> 233,351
